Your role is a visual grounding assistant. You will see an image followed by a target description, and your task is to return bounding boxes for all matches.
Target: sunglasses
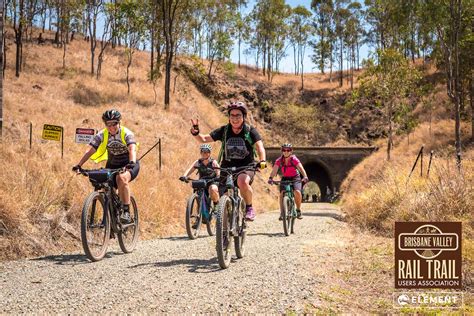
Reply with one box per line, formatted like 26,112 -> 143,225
201,150 -> 210,153
282,149 -> 292,152
229,114 -> 243,119
105,121 -> 119,127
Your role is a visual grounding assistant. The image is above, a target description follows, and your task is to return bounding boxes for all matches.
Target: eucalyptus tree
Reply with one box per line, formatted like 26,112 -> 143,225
349,49 -> 421,160
234,0 -> 248,68
85,0 -> 103,75
249,0 -> 290,80
96,1 -> 114,79
160,0 -> 190,108
10,0 -> 26,77
423,0 -> 474,158
310,0 -> 334,75
344,1 -> 362,89
57,0 -> 83,69
204,0 -> 235,78
115,0 -> 146,95
333,0 -> 349,87
288,5 -> 311,89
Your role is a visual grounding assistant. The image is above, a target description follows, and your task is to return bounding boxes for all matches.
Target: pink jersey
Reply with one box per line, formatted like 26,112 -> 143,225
274,155 -> 301,177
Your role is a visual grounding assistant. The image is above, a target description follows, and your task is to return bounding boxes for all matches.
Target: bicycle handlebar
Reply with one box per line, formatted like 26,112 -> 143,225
77,167 -> 126,177
213,163 -> 259,175
271,180 -> 302,185
179,176 -> 219,184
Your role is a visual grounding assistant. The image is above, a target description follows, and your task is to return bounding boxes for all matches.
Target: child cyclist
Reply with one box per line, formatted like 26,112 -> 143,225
267,143 -> 309,220
179,144 -> 220,208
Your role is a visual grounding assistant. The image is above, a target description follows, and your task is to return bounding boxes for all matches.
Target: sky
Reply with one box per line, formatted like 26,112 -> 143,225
230,0 -> 371,74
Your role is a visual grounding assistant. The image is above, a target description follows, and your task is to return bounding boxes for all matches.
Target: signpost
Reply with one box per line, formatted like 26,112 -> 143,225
42,124 -> 64,158
75,128 -> 95,144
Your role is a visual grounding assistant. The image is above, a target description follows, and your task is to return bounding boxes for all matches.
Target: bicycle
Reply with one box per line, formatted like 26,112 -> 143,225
78,167 -> 139,262
215,163 -> 258,269
179,177 -> 218,239
272,180 -> 300,236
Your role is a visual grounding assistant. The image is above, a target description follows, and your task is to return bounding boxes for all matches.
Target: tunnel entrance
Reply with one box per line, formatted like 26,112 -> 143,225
303,161 -> 333,202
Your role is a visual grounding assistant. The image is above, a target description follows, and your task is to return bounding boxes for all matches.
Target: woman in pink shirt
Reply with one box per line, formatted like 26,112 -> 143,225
268,144 -> 309,220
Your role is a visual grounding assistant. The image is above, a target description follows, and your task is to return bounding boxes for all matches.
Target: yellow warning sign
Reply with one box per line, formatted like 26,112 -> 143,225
42,124 -> 63,141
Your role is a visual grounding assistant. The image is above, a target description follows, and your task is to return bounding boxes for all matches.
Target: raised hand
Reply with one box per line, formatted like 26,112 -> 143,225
190,118 -> 200,136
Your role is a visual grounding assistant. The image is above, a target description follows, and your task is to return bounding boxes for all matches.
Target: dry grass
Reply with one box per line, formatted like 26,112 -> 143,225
342,119 -> 474,234
341,119 -> 474,291
0,28 -> 277,260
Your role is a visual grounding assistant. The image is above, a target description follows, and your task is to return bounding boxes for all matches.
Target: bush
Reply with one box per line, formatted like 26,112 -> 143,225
271,103 -> 320,139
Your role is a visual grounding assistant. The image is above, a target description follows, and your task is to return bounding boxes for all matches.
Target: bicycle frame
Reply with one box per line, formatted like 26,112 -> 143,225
82,168 -> 133,233
273,180 -> 300,218
218,164 -> 258,234
282,184 -> 296,217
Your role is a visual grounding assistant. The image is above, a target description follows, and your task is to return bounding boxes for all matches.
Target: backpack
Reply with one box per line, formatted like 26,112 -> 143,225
217,123 -> 256,163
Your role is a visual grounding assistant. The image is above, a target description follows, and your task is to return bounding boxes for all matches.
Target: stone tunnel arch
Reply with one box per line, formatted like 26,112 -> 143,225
303,160 -> 333,202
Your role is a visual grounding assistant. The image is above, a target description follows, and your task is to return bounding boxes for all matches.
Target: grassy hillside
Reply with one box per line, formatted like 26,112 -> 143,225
0,29 -> 278,260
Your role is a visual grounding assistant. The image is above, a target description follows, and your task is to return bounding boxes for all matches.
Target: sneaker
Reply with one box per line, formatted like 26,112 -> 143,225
120,210 -> 132,224
245,206 -> 256,221
296,209 -> 302,219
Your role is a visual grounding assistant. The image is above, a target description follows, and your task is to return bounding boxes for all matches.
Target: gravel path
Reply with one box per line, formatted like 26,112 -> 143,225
0,203 -> 347,314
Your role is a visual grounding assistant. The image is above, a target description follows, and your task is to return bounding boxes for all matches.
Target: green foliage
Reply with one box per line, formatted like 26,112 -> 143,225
221,60 -> 236,79
190,55 -> 206,76
271,103 -> 320,136
349,49 -> 422,145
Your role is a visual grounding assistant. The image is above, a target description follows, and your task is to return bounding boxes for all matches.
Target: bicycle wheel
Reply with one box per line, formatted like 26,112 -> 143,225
118,196 -> 139,253
234,198 -> 246,258
216,195 -> 233,269
206,202 -> 216,236
81,192 -> 110,262
185,193 -> 202,240
282,195 -> 291,236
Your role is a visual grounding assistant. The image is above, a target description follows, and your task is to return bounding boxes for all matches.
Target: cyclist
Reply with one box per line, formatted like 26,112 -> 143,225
72,109 -> 139,224
190,101 -> 266,221
267,143 -> 309,220
179,143 -> 221,207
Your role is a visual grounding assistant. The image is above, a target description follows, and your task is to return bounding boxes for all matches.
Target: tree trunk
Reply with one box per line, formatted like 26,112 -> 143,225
267,44 -> 271,82
15,27 -> 22,77
453,0 -> 462,167
238,36 -> 241,68
0,0 -> 3,140
470,77 -> 474,143
339,37 -> 343,87
126,50 -> 132,95
150,26 -> 154,76
62,38 -> 67,69
387,101 -> 393,161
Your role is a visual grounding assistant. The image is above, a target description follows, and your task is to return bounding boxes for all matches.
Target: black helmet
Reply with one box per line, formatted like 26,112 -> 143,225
102,109 -> 121,122
227,101 -> 248,116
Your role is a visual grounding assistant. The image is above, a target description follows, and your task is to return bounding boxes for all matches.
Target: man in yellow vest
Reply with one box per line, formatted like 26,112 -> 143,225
73,109 -> 139,223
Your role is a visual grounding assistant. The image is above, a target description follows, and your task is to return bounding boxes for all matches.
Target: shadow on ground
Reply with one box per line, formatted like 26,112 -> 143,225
303,211 -> 345,222
128,257 -> 224,273
31,252 -> 124,265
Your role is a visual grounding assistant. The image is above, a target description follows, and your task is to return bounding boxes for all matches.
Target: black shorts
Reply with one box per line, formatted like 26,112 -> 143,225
280,176 -> 302,192
106,161 -> 140,188
218,170 -> 256,195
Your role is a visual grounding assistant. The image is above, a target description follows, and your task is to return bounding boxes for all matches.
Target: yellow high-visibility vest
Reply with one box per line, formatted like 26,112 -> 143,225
90,127 -> 137,163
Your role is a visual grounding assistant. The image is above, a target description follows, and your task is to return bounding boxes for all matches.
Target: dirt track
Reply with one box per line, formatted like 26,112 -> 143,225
0,203 -> 378,313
